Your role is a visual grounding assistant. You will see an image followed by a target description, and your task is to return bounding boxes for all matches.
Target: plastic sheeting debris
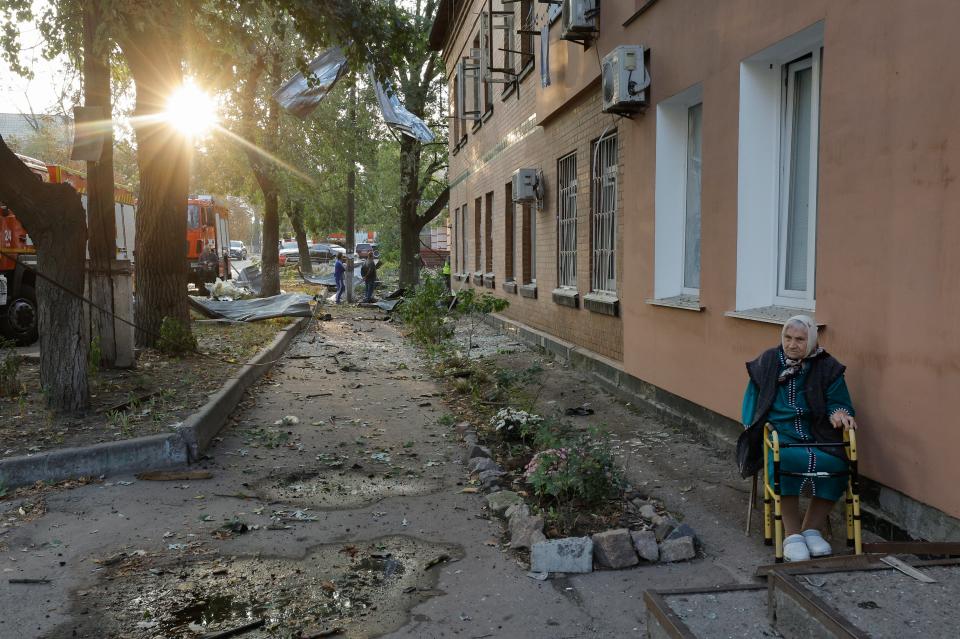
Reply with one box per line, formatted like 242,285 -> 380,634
189,293 -> 314,322
368,65 -> 435,143
301,269 -> 362,287
204,277 -> 253,301
274,47 -> 348,119
236,265 -> 263,296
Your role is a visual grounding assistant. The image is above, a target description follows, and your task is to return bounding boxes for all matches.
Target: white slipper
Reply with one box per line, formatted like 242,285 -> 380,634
802,529 -> 833,557
783,534 -> 811,562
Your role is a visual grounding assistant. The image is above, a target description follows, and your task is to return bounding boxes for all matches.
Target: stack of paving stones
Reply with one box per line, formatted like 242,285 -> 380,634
459,422 -> 698,576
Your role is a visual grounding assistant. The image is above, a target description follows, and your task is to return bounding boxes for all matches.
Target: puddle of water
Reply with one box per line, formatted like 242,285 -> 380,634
259,471 -> 439,509
71,536 -> 460,638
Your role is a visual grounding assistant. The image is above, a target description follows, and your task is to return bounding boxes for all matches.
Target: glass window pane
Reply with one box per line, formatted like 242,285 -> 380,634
784,66 -> 813,292
684,103 -> 703,290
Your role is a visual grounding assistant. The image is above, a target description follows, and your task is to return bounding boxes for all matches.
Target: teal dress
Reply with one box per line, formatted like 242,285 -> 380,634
742,357 -> 855,502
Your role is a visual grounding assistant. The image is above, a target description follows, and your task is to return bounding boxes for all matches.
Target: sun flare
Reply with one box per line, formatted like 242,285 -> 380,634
164,81 -> 218,137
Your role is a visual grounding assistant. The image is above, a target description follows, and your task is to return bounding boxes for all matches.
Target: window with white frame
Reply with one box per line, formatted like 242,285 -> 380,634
654,85 -> 703,300
591,133 -> 618,295
557,153 -> 577,288
735,22 -> 823,313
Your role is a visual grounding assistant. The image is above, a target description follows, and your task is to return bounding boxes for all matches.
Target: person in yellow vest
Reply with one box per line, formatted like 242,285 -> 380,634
442,258 -> 451,291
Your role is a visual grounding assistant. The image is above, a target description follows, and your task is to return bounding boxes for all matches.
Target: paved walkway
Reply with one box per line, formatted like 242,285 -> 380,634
0,306 -> 776,638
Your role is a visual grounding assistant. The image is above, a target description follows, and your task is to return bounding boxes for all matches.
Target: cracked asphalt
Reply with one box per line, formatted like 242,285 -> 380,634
0,305 -> 776,638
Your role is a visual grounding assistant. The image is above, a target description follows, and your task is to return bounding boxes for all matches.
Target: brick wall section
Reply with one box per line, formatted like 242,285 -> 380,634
444,1 -> 623,361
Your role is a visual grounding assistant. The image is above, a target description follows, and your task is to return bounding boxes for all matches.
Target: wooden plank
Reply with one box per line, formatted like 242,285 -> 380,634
879,555 -> 937,583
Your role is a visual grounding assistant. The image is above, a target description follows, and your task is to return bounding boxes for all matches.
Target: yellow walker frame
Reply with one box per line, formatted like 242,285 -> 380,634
762,423 -> 862,562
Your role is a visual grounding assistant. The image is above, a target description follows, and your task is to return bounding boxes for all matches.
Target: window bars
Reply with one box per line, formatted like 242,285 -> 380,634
592,133 -> 618,294
557,153 -> 578,288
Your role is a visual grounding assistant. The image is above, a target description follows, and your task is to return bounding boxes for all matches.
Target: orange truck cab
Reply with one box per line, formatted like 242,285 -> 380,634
186,196 -> 231,287
0,155 -> 137,345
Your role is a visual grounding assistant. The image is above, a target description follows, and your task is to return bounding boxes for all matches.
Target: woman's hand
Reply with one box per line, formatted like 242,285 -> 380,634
830,410 -> 857,431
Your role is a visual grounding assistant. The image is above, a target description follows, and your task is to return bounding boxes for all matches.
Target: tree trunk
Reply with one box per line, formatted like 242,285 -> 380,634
240,53 -> 281,297
288,200 -> 312,274
0,136 -> 89,411
119,26 -> 190,346
345,83 -> 358,303
399,185 -> 450,288
84,0 -> 119,366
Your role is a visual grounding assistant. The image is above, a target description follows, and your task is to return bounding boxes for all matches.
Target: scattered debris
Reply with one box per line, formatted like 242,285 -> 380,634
136,470 -> 214,481
8,577 -> 51,584
531,537 -> 594,574
564,405 -> 595,416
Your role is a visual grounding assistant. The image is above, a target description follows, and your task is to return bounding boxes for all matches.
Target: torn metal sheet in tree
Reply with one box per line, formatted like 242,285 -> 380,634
274,47 -> 348,119
189,294 -> 314,322
368,65 -> 435,143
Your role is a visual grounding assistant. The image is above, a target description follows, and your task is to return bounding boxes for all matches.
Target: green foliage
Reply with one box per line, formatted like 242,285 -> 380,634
397,270 -> 453,347
0,338 -> 22,397
156,317 -> 198,356
87,336 -> 102,378
489,407 -> 544,443
524,428 -> 622,508
453,287 -> 509,355
107,409 -> 133,438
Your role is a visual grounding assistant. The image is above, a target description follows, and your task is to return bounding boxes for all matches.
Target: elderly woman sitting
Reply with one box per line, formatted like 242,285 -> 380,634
741,315 -> 858,562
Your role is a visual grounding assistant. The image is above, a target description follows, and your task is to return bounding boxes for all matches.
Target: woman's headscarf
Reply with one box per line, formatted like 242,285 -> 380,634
778,315 -> 823,383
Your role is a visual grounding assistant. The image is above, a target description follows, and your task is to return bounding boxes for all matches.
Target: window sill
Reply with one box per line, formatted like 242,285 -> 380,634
645,294 -> 703,312
724,306 -> 824,327
519,283 -> 538,299
472,271 -> 484,285
502,280 -> 518,294
483,272 -> 496,288
583,292 -> 619,316
551,287 -> 579,308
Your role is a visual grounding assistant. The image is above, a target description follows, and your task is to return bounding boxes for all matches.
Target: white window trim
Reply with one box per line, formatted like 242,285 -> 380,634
774,53 -> 820,306
735,21 -> 823,314
654,84 -> 703,300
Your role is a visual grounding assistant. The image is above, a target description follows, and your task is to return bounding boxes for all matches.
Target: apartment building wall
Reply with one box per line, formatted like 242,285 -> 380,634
443,0 -> 623,361
436,0 -> 960,521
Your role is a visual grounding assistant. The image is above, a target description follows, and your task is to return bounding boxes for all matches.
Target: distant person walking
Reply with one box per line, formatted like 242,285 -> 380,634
334,253 -> 346,304
361,254 -> 377,303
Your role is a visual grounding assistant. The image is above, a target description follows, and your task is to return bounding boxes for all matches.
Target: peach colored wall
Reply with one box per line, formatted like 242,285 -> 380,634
438,0 -> 960,519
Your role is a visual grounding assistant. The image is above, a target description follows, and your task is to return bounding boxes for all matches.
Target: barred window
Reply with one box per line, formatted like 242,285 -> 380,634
474,197 -> 482,272
484,191 -> 494,273
591,133 -> 618,294
557,153 -> 578,288
505,182 -> 515,280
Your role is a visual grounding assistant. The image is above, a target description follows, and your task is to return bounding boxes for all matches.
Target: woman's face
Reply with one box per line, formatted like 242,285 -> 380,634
782,324 -> 809,360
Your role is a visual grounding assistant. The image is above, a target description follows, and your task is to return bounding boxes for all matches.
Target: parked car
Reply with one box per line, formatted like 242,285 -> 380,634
278,241 -> 302,266
308,243 -> 347,263
355,242 -> 380,260
229,240 -> 248,260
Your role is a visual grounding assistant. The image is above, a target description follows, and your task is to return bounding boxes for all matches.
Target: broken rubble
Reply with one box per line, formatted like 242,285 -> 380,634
486,490 -> 522,515
468,444 -> 492,459
653,515 -> 679,541
506,503 -> 546,550
659,536 -> 696,562
531,537 -> 594,574
467,457 -> 501,474
665,523 -> 698,544
639,504 -> 658,520
631,530 -> 659,562
592,529 -> 639,569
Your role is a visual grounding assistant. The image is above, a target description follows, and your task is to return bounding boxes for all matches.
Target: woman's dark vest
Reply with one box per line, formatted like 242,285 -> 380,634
735,347 -> 846,477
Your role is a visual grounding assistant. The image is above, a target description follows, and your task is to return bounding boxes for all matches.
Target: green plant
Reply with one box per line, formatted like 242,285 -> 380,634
0,338 -> 22,397
398,271 -> 453,347
489,408 -> 544,443
108,410 -> 133,438
437,414 -> 456,427
524,428 -> 622,509
157,317 -> 198,356
452,287 -> 509,355
87,336 -> 102,378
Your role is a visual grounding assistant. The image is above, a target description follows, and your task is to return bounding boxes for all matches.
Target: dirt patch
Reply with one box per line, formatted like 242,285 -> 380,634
661,588 -> 781,637
0,319 -> 291,458
257,471 -> 442,510
796,564 -> 960,638
61,535 -> 460,638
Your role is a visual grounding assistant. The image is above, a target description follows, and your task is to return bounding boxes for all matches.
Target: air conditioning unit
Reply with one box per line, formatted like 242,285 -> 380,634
512,168 -> 539,203
561,0 -> 597,40
601,45 -> 650,115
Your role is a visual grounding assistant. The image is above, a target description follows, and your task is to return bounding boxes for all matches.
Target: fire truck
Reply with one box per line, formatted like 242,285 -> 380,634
186,196 -> 231,287
0,156 -> 136,345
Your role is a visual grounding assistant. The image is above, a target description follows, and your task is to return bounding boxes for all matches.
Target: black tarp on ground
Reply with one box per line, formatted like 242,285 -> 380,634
189,294 -> 314,322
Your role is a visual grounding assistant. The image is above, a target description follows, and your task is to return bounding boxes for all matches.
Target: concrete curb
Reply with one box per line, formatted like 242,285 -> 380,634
0,317 -> 309,490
